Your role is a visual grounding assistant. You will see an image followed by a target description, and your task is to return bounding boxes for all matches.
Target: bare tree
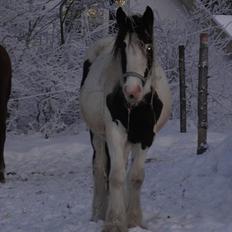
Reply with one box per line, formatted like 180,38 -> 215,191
59,0 -> 75,45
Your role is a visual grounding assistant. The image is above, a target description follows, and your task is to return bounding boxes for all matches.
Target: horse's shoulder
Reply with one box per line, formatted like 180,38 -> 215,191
152,62 -> 165,81
151,62 -> 172,133
0,45 -> 10,63
0,44 -> 5,52
0,44 -> 11,78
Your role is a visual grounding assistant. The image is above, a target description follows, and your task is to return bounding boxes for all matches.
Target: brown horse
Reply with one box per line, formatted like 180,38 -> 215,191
0,45 -> 12,183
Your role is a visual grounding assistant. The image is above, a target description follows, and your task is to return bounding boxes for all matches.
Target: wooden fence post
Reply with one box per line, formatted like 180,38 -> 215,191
179,45 -> 187,133
197,33 -> 208,155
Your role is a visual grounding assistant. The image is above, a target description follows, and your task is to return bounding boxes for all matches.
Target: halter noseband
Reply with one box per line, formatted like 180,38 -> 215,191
122,71 -> 147,86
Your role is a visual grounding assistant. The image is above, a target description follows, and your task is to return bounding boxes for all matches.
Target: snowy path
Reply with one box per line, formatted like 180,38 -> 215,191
1,121 -> 232,232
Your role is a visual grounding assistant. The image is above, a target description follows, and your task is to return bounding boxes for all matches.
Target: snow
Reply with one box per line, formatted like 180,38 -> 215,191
1,120 -> 232,231
213,15 -> 232,37
131,0 -> 188,23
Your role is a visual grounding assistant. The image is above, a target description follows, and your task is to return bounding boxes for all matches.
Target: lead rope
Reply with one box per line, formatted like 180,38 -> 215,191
127,107 -> 131,133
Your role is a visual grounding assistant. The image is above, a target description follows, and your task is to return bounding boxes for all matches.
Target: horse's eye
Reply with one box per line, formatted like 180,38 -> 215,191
146,44 -> 153,52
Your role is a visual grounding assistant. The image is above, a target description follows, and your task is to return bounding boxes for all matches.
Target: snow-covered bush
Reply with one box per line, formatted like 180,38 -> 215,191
1,0 -> 86,136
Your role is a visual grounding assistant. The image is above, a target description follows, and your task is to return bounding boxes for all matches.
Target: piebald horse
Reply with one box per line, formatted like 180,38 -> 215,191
80,6 -> 171,232
0,45 -> 11,183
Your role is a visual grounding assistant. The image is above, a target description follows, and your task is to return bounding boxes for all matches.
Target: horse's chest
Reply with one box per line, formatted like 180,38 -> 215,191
128,105 -> 155,149
106,87 -> 163,150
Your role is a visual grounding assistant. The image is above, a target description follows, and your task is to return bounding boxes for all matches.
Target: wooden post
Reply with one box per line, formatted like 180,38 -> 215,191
179,45 -> 187,133
197,33 -> 208,155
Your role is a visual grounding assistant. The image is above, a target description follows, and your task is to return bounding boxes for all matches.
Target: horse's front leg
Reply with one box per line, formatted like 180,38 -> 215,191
103,121 -> 128,232
127,144 -> 147,228
0,147 -> 5,183
0,117 -> 6,183
90,132 -> 109,221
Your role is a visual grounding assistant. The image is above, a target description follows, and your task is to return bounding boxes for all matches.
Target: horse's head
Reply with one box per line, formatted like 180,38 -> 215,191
114,6 -> 154,106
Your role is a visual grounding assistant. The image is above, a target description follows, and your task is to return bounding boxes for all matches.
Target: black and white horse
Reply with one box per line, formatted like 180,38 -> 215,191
0,45 -> 11,183
80,6 -> 171,232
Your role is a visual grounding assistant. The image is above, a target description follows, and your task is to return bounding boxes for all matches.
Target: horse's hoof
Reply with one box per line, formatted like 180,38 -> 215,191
127,212 -> 143,229
103,223 -> 128,232
0,172 -> 5,183
91,215 -> 104,222
91,210 -> 106,222
129,222 -> 148,230
128,218 -> 147,229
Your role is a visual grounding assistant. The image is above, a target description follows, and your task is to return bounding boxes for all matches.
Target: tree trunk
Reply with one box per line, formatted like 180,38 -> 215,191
179,45 -> 186,133
59,0 -> 66,45
197,33 -> 208,155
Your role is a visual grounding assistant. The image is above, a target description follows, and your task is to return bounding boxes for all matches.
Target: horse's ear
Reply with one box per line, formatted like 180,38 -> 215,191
143,6 -> 154,33
116,7 -> 127,28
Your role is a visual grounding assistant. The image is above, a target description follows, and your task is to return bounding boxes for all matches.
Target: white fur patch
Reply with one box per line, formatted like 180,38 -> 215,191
125,34 -> 147,77
152,63 -> 172,133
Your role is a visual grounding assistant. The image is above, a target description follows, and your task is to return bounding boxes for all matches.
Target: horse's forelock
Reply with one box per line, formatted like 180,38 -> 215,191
113,13 -> 153,57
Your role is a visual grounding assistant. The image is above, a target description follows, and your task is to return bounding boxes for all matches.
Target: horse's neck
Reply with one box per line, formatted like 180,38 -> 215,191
103,58 -> 122,95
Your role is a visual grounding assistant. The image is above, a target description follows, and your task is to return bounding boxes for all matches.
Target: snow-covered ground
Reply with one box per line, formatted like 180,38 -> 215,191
1,120 -> 232,232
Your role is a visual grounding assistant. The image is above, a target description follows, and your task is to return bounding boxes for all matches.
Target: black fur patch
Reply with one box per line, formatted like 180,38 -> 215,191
105,142 -> 111,189
106,85 -> 163,149
89,130 -> 96,174
120,42 -> 127,74
80,59 -> 92,88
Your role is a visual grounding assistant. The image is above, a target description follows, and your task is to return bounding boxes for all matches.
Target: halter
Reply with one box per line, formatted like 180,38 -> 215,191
122,71 -> 146,86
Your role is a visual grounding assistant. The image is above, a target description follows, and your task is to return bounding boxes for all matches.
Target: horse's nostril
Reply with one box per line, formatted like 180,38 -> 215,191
129,94 -> 134,99
124,84 -> 142,101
